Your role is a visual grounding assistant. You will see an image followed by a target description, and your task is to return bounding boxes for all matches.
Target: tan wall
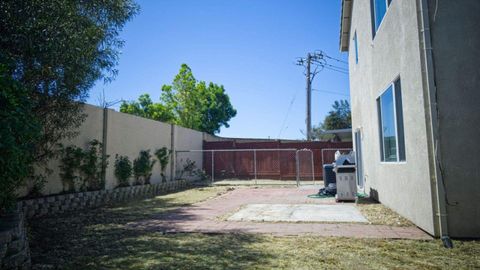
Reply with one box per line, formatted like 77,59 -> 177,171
36,104 -> 104,195
104,109 -> 173,188
174,125 -> 204,181
28,104 -> 204,196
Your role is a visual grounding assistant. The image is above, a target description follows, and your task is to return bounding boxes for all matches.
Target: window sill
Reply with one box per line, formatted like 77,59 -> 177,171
379,161 -> 406,165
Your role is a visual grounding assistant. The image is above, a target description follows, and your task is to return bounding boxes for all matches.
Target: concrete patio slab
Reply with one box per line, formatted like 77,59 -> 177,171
127,187 -> 432,240
228,204 -> 369,223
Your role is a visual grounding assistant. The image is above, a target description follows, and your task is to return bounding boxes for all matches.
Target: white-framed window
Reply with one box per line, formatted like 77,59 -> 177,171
353,31 -> 359,64
371,0 -> 392,36
376,77 -> 405,162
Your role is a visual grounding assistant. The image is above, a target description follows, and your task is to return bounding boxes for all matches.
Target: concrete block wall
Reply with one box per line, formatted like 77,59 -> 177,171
18,180 -> 190,219
0,209 -> 31,270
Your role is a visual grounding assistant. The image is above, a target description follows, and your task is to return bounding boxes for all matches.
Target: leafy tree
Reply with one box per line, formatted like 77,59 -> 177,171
121,64 -> 237,134
0,0 -> 139,194
0,64 -> 41,212
119,94 -> 175,122
312,100 -> 351,141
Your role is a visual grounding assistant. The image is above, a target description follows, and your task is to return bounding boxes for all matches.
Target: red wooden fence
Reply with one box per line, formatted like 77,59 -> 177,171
203,140 -> 352,180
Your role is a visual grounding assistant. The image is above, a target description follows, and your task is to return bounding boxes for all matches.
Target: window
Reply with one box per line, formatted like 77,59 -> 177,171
371,0 -> 392,35
353,31 -> 359,64
377,78 -> 405,162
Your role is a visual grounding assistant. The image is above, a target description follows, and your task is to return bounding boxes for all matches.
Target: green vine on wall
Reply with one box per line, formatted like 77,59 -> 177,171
133,150 -> 156,185
155,147 -> 171,183
59,140 -> 108,192
114,154 -> 132,187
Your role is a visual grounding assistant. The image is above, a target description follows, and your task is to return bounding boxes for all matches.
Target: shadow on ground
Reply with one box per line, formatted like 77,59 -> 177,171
29,187 -> 273,269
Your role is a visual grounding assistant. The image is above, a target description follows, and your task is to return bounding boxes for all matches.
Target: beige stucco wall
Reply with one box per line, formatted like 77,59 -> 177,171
36,104 -> 104,195
25,104 -> 204,196
348,0 -> 436,235
427,0 -> 480,238
104,109 -> 173,188
174,125 -> 204,180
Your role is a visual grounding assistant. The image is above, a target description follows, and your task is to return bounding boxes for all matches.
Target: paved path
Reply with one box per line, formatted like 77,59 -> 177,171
127,187 -> 431,240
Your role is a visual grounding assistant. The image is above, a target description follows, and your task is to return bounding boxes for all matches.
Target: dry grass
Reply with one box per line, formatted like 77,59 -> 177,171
29,186 -> 480,269
356,197 -> 414,227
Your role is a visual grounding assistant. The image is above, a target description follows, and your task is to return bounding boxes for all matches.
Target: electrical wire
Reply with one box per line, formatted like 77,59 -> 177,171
323,66 -> 349,75
323,54 -> 348,65
277,88 -> 301,138
312,88 -> 349,97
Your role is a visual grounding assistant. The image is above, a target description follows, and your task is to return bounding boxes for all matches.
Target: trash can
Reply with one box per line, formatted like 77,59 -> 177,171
323,164 -> 336,188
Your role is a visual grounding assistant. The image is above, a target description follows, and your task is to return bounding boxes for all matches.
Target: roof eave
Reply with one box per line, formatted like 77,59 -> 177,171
339,0 -> 353,52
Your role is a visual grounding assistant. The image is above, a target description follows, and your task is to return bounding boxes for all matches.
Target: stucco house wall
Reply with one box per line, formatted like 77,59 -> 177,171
427,0 -> 480,237
347,0 -> 436,235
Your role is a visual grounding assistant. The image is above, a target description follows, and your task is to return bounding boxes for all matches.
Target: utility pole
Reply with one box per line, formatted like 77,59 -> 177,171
296,51 -> 325,141
305,53 -> 312,141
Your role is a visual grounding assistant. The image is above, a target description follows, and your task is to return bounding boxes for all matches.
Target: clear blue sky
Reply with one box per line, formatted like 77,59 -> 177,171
88,0 -> 350,140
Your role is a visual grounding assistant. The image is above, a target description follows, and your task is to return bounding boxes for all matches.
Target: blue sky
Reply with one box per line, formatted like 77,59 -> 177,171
88,0 -> 350,140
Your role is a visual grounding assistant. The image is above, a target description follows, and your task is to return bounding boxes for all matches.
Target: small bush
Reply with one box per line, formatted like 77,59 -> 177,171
59,140 -> 108,192
133,150 -> 156,185
114,155 -> 132,187
155,147 -> 171,183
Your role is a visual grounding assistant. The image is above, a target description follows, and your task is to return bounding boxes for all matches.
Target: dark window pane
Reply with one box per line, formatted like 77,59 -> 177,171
354,31 -> 359,64
395,79 -> 405,161
377,98 -> 384,161
380,86 -> 397,161
374,0 -> 387,32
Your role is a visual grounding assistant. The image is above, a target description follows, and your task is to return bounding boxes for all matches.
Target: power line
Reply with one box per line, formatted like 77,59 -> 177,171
321,52 -> 349,65
312,88 -> 350,97
323,66 -> 349,75
324,63 -> 349,72
277,88 -> 301,138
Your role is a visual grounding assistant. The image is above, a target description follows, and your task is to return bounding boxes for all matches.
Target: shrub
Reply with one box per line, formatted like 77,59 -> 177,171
114,155 -> 132,187
81,140 -> 108,190
133,150 -> 156,185
155,147 -> 171,183
59,145 -> 84,192
59,140 -> 108,192
0,64 -> 41,212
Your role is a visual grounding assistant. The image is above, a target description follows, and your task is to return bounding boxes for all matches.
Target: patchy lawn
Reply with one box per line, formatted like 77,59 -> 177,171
356,197 -> 414,227
29,186 -> 480,269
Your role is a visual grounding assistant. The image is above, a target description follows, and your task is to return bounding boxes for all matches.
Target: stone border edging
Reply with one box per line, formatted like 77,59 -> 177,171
0,208 -> 31,269
17,180 -> 190,219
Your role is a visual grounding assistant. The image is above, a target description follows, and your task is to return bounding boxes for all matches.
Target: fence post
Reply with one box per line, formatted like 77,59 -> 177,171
295,150 -> 300,187
211,150 -> 214,184
170,124 -> 175,181
101,107 -> 108,187
311,150 -> 315,185
253,149 -> 257,185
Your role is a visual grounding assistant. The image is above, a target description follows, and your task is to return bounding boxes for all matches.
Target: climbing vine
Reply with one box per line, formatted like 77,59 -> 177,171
133,150 -> 156,185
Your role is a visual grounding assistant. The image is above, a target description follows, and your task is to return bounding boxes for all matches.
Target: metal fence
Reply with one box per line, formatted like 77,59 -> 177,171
175,148 -> 316,186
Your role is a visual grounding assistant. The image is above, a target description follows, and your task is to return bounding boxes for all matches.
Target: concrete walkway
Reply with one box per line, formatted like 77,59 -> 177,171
127,187 -> 431,240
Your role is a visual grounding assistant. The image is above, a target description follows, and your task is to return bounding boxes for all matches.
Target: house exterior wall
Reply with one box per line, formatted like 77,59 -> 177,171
348,0 -> 436,234
427,0 -> 480,237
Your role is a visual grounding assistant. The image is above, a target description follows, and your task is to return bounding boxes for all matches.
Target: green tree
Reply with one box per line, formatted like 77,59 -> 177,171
120,94 -> 175,122
312,100 -> 351,141
0,0 -> 138,194
0,64 -> 41,211
121,64 -> 237,134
